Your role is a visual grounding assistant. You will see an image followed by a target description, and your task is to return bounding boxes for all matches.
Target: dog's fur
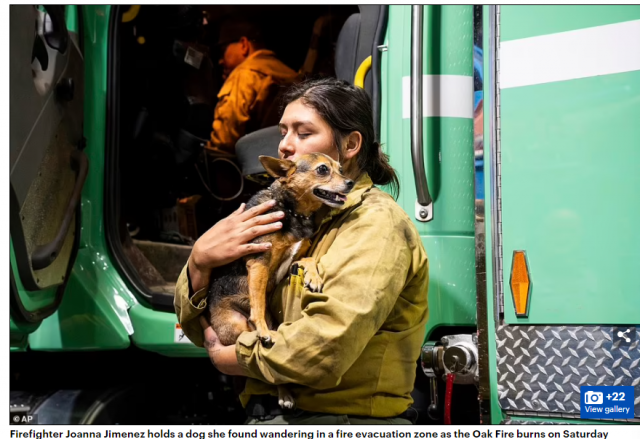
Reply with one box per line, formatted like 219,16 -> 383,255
207,153 -> 354,408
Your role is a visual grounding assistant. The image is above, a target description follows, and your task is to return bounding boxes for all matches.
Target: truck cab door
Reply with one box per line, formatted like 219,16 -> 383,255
482,6 -> 640,423
10,5 -> 86,345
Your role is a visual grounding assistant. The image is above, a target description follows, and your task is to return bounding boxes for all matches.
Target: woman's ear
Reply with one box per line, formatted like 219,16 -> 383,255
239,37 -> 251,56
342,131 -> 363,161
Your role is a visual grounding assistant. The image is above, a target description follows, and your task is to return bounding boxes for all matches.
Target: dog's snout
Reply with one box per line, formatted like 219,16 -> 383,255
345,179 -> 354,190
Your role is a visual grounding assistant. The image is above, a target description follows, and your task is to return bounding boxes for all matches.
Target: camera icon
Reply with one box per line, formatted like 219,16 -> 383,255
584,391 -> 603,405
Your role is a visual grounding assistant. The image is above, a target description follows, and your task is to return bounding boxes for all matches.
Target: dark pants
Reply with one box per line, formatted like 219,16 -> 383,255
244,396 -> 417,425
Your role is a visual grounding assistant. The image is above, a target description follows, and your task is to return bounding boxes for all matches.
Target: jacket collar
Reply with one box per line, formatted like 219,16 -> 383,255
245,49 -> 276,61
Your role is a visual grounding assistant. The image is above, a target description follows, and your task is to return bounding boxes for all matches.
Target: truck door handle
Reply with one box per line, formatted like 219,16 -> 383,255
31,149 -> 88,271
411,5 -> 434,222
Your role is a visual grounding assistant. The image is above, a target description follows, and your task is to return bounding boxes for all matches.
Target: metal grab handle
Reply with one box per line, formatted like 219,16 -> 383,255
31,149 -> 88,270
411,5 -> 433,222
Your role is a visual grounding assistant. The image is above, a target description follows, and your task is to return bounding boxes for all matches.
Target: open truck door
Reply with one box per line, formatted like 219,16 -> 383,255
481,5 -> 640,423
10,5 -> 86,348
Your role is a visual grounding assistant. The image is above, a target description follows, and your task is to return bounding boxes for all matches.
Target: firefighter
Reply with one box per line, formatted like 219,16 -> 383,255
175,78 -> 429,425
207,17 -> 299,156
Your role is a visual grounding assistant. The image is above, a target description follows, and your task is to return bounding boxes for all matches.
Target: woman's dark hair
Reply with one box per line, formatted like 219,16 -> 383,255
281,77 -> 400,198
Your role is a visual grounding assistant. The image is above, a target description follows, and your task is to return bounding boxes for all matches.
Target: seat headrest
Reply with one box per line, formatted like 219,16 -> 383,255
334,6 -> 383,96
235,125 -> 281,183
334,13 -> 361,84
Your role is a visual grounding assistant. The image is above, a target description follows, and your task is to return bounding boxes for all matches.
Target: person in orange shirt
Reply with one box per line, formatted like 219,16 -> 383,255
207,18 -> 299,156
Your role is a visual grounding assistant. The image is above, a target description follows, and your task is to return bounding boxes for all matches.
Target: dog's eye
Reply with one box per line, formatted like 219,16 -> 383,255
316,164 -> 329,176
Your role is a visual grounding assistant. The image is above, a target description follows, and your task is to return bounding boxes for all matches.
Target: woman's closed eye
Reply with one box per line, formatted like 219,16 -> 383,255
298,133 -> 311,139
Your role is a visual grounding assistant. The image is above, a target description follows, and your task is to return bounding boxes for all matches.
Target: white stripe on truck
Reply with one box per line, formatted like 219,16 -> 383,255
500,19 -> 640,89
402,75 -> 474,119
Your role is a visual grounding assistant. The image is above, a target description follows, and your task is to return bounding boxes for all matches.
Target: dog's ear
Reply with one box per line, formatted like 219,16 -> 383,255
259,156 -> 296,179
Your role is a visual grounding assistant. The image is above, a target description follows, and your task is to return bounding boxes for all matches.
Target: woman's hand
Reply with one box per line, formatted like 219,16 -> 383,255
200,317 -> 245,376
188,200 -> 284,291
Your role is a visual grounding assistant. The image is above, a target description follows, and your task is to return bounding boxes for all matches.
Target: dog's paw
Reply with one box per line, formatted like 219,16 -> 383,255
303,269 -> 323,293
279,394 -> 296,410
295,258 -> 323,293
258,333 -> 273,348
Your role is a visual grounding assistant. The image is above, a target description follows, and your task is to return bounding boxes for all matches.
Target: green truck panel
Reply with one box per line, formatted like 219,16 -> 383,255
501,70 -> 640,325
484,5 -> 640,424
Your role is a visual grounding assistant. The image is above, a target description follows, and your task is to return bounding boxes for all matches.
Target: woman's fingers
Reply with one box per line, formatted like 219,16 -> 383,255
244,211 -> 285,230
238,200 -> 276,221
190,201 -> 282,270
231,203 -> 246,216
239,242 -> 273,257
200,316 -> 222,352
242,222 -> 283,240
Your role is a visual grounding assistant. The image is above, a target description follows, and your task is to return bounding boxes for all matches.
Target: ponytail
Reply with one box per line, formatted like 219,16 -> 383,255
359,141 -> 400,199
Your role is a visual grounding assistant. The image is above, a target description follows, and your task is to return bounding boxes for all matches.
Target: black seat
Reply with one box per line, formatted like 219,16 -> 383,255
234,125 -> 282,185
235,6 -> 385,182
335,6 -> 383,98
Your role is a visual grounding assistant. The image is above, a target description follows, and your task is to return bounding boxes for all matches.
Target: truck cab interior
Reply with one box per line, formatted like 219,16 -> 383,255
105,5 -> 388,310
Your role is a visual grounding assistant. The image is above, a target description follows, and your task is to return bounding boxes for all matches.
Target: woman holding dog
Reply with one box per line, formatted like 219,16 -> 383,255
174,78 -> 429,425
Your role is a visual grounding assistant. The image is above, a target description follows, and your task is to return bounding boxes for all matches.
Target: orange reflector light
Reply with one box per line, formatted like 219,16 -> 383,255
510,251 -> 531,317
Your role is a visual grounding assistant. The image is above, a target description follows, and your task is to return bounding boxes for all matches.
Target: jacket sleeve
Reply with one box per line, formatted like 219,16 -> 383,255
235,205 -> 414,389
174,262 -> 208,348
209,69 -> 261,153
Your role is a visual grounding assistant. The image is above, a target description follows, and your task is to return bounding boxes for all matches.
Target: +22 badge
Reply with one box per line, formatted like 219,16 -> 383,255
580,386 -> 634,419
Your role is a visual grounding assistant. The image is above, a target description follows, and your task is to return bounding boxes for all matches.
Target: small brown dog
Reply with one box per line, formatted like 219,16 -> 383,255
206,152 -> 354,408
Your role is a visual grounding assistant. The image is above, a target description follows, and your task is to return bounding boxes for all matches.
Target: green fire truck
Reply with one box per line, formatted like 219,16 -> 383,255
9,5 -> 639,425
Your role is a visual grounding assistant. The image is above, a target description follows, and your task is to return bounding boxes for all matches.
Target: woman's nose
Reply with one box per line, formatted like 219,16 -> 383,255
278,136 -> 295,157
